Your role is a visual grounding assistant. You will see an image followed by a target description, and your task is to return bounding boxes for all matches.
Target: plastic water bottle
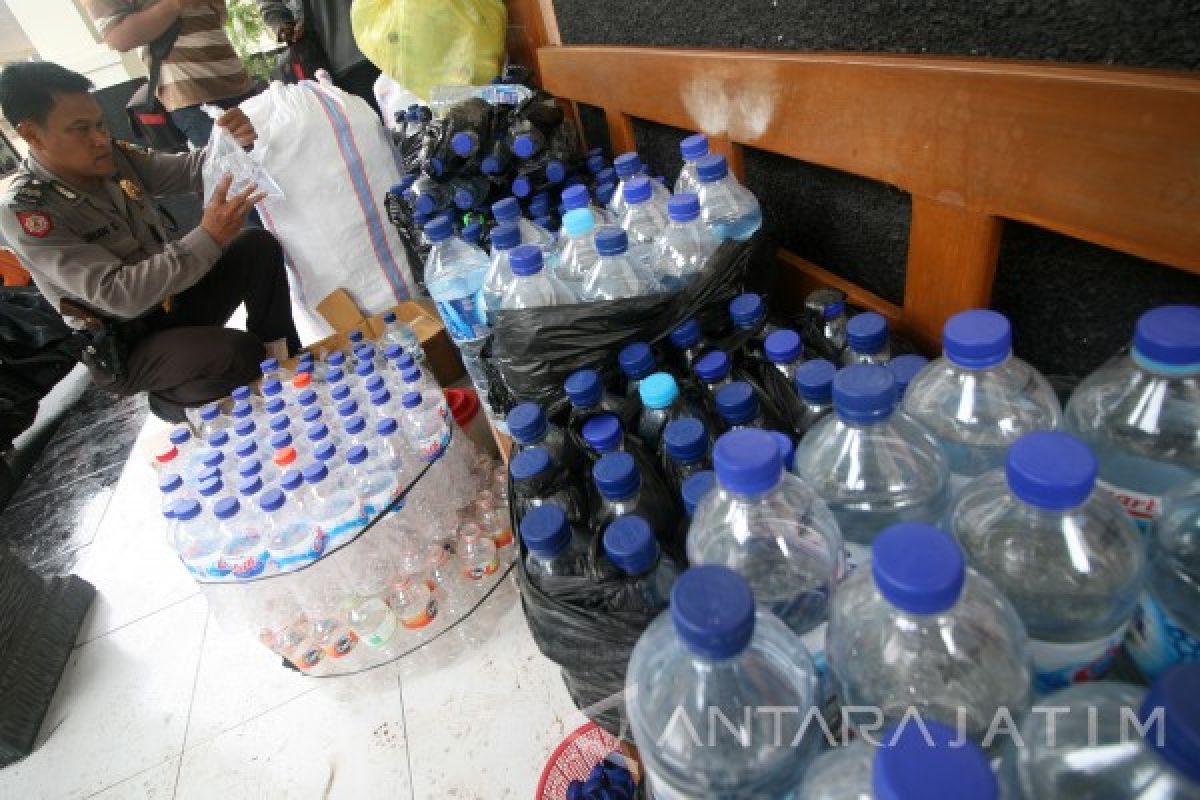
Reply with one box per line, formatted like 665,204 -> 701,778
195,474 -> 227,512
492,196 -> 556,258
301,462 -> 368,546
602,515 -> 678,611
197,402 -> 230,440
398,366 -> 448,421
663,417 -> 711,487
380,310 -> 423,364
887,353 -> 928,399
826,522 -> 1031,742
505,402 -> 571,467
592,451 -> 675,537
951,431 -> 1145,691
636,372 -> 688,450
729,292 -> 774,345
259,356 -> 286,385
694,349 -> 733,394
509,447 -> 589,528
793,364 -> 950,554
555,209 -> 602,296
561,183 -> 614,225
674,133 -> 709,196
765,329 -> 804,381
618,341 -> 657,401
843,312 -> 892,365
1007,665 -> 1200,799
1064,305 -> 1200,533
565,368 -> 625,426
212,496 -> 269,579
609,152 -> 669,220
499,245 -> 576,309
158,472 -> 191,518
257,488 -> 324,572
794,358 -> 836,433
903,310 -> 1061,488
272,445 -> 300,476
694,153 -> 762,241
688,429 -> 846,668
681,470 -> 716,517
580,226 -> 662,301
344,444 -> 399,517
771,431 -> 796,473
715,381 -> 766,431
171,498 -> 227,578
626,565 -> 822,798
799,719 -> 1002,800
581,414 -> 625,455
619,176 -> 670,273
482,221 -> 520,316
344,555 -> 403,655
806,288 -> 849,355
1126,479 -> 1200,681
652,193 -> 720,291
667,318 -> 705,370
423,214 -> 492,404
520,503 -> 585,579
458,525 -> 501,585
399,391 -> 450,463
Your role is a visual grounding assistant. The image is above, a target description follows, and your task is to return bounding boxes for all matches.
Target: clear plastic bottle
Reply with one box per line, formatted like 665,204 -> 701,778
257,488 -> 325,573
619,176 -> 670,273
826,522 -> 1032,742
581,414 -> 625,455
794,358 -> 836,433
500,244 -> 577,309
170,498 -> 228,578
482,221 -> 520,317
565,368 -> 625,426
505,402 -> 571,466
399,391 -> 450,463
843,311 -> 892,366
887,353 -> 928,399
651,193 -> 719,292
345,555 -> 403,656
473,489 -> 514,549
491,196 -> 556,260
591,451 -> 676,537
1007,666 -> 1200,799
1126,479 -> 1200,681
520,503 -> 585,579
771,431 -> 796,473
674,133 -> 709,196
602,515 -> 678,611
694,349 -> 733,394
301,580 -> 359,663
510,446 -> 590,529
1064,305 -> 1200,532
688,428 -> 847,667
715,381 -> 765,431
380,310 -> 424,364
609,152 -> 669,221
663,416 -> 711,486
423,213 -> 492,405
681,470 -> 716,517
793,364 -> 950,554
951,431 -> 1145,691
397,366 -> 449,421
903,310 -> 1061,487
458,524 -> 501,584
626,565 -> 822,798
344,444 -> 399,517
806,288 -> 850,355
729,292 -> 774,345
618,340 -> 657,402
560,183 -> 615,226
212,496 -> 269,579
555,209 -> 602,296
196,402 -> 230,440
765,328 -> 805,382
636,372 -> 688,450
694,153 -> 762,241
157,472 -> 191,518
386,573 -> 439,633
799,719 -> 1002,800
301,462 -> 368,546
580,226 -> 662,302
667,318 -> 705,370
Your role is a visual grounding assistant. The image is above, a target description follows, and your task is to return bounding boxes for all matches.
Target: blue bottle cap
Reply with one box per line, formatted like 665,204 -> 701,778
393,352 -> 415,371
564,368 -> 603,408
618,342 -> 656,381
713,429 -> 782,495
492,197 -> 521,223
260,357 -> 279,372
327,351 -> 346,367
302,407 -> 322,424
872,523 -> 965,614
696,153 -> 729,183
872,720 -> 997,800
1140,664 -> 1200,782
847,312 -> 889,354
238,474 -> 263,496
327,367 -> 345,384
401,391 -> 422,410
303,463 -> 328,484
943,309 -> 1011,368
231,385 -> 252,402
307,422 -> 330,442
520,504 -> 571,557
269,431 -> 292,451
158,472 -> 183,493
561,184 -> 590,210
506,402 -> 548,444
512,133 -> 539,159
200,448 -> 224,468
314,441 -> 336,462
529,192 -> 551,218
348,331 -> 364,343
199,403 -> 220,421
355,361 -> 375,378
664,417 -> 708,463
370,389 -> 391,407
343,444 -> 368,466
586,154 -> 607,175
671,565 -> 755,660
234,439 -> 256,459
345,415 -> 367,435
383,343 -> 404,361
545,159 -> 567,185
582,414 -> 623,453
603,516 -> 659,576
234,418 -> 255,438
174,498 -> 202,522
450,130 -> 477,157
423,214 -> 453,243
198,466 -> 221,484
238,458 -> 261,478
682,470 -> 717,516
269,414 -> 291,433
795,359 -> 836,405
461,222 -> 483,244
480,155 -> 504,175
594,226 -> 628,256
1134,305 -> 1200,368
230,401 -> 252,420
729,293 -> 766,328
337,399 -> 357,417
593,452 -> 640,500
382,311 -> 397,324
638,372 -> 679,410
207,430 -> 229,448
680,133 -> 709,161
1005,431 -> 1097,510
376,417 -> 398,436
510,244 -> 544,277
669,319 -> 702,350
594,183 -> 616,206
511,176 -> 534,198
770,432 -> 796,471
888,354 -> 930,397
197,477 -> 223,497
258,488 -> 286,513
401,367 -> 423,385
764,329 -> 803,364
613,152 -> 642,179
667,193 -> 701,223
169,426 -> 191,446
491,222 -> 521,251
694,350 -> 731,383
510,447 -> 552,481
426,158 -> 446,179
265,397 -> 285,416
280,468 -> 304,491
715,381 -> 759,426
453,188 -> 477,210
623,176 -> 652,205
833,364 -> 898,423
562,209 -> 595,238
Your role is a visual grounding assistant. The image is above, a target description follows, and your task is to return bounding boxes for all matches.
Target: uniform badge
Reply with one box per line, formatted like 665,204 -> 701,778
16,211 -> 53,238
119,179 -> 145,202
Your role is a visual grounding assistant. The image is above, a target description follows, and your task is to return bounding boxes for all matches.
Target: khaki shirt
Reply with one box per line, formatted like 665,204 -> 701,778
0,141 -> 221,322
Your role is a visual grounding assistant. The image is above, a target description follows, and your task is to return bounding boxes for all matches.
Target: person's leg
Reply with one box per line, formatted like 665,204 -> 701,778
112,326 -> 265,406
167,104 -> 214,149
333,60 -> 382,117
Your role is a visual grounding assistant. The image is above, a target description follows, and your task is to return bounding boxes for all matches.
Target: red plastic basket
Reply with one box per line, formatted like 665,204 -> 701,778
536,722 -> 637,799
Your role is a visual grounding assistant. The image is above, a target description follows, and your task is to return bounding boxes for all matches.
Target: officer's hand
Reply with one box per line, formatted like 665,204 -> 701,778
216,108 -> 256,148
202,174 -> 266,247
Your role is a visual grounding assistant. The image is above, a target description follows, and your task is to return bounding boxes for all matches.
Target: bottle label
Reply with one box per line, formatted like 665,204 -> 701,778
1097,480 -> 1162,534
464,557 -> 499,581
1028,626 -> 1128,693
429,280 -> 489,343
220,545 -> 269,579
1126,591 -> 1200,681
363,614 -> 399,648
491,527 -> 514,548
296,647 -> 323,670
325,630 -> 359,658
401,597 -> 439,630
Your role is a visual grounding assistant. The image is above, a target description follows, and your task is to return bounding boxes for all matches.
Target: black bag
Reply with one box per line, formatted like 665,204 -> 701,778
125,18 -> 188,152
273,31 -> 331,84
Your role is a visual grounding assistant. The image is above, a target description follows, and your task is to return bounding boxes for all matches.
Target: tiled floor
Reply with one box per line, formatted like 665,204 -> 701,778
1,401 -> 585,799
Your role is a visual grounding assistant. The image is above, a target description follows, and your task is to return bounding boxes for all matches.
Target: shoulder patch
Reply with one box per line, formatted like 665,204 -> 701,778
115,140 -> 149,155
15,210 -> 53,238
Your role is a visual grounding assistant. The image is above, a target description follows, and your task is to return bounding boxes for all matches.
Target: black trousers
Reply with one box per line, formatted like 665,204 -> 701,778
111,229 -> 301,407
334,61 -> 382,117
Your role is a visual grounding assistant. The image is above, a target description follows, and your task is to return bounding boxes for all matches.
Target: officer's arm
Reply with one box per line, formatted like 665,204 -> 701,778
0,207 -> 220,320
121,145 -> 207,198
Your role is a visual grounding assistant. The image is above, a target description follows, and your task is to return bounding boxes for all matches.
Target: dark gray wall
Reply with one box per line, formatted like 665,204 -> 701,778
560,1 -> 1200,379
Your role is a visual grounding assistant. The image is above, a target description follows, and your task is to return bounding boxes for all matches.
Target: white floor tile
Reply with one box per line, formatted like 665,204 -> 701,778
401,577 -> 585,800
175,660 -> 410,800
86,757 -> 179,800
0,596 -> 208,800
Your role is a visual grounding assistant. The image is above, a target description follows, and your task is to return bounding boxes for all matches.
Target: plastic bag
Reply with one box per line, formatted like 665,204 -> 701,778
199,105 -> 283,206
352,0 -> 507,102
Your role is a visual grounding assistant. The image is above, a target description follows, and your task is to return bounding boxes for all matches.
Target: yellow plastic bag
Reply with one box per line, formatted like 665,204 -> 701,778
352,0 -> 507,102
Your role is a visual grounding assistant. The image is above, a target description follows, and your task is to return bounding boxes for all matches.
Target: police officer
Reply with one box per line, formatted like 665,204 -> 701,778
0,61 -> 300,421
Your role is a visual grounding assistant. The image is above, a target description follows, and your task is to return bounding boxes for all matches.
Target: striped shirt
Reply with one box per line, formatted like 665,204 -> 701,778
84,0 -> 253,112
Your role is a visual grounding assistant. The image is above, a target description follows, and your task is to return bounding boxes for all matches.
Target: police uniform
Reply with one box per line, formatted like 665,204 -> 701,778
0,141 -> 300,414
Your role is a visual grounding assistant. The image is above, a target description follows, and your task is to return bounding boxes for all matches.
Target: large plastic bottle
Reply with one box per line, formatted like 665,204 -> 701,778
505,401 -> 572,467
509,446 -> 589,528
1064,305 -> 1200,532
843,311 -> 892,366
482,221 -> 521,316
636,372 -> 689,450
674,133 -> 709,196
667,318 -> 705,371
170,498 -> 228,578
423,214 -> 492,402
520,503 -> 586,580
580,226 -> 662,302
212,496 -> 269,579
1126,479 -> 1200,681
619,176 -> 670,273
681,470 -> 716,517
652,193 -> 720,292
694,349 -> 733,394
663,416 -> 711,488
618,341 -> 657,402
903,310 -> 1062,487
399,391 -> 450,463
694,153 -> 762,241
764,329 -> 805,382
592,451 -> 676,538
609,152 -> 669,220
491,196 -> 556,257
951,431 -> 1145,691
257,487 -> 324,572
626,565 -> 822,797
793,364 -> 950,554
887,353 -> 928,399
581,414 -> 625,455
301,462 -> 368,547
555,209 -> 602,296
714,381 -> 765,431
688,428 -> 846,669
602,515 -> 678,612
826,522 -> 1032,742
729,292 -> 774,346
1007,666 -> 1200,799
565,368 -> 625,429
794,358 -> 836,434
499,245 -> 576,309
